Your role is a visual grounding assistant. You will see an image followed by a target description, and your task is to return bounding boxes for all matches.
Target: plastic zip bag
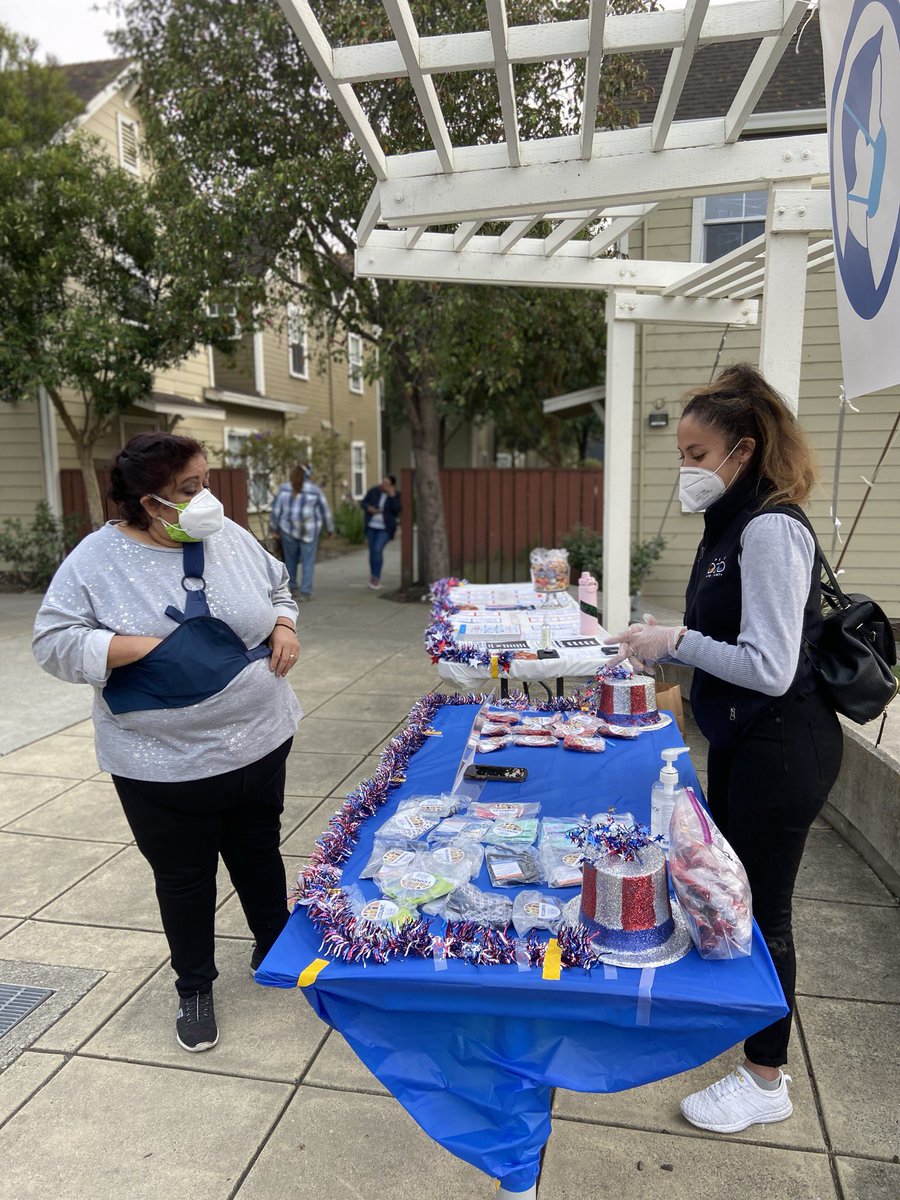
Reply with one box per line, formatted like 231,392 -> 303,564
512,891 -> 565,937
668,786 -> 753,960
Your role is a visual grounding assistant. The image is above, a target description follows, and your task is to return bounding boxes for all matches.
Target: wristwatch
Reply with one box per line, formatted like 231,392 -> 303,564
674,627 -> 687,651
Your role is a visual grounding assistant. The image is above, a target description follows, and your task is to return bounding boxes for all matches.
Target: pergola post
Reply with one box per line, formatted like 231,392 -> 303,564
602,290 -> 636,634
759,186 -> 813,414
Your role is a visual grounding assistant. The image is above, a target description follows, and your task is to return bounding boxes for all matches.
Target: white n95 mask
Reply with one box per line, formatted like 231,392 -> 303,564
679,443 -> 742,513
150,489 -> 225,541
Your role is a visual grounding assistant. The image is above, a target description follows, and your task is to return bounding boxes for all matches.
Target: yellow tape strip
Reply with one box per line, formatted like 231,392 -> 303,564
296,957 -> 329,988
490,653 -> 499,679
542,938 -> 562,981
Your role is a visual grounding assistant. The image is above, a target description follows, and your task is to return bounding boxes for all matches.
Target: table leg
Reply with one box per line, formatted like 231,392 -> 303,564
500,677 -> 509,700
556,676 -> 564,699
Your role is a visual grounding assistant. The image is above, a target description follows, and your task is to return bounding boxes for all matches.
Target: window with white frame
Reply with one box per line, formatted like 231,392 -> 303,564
347,332 -> 364,394
206,301 -> 241,340
287,304 -> 309,379
224,427 -> 271,511
350,441 -> 366,500
117,113 -> 140,175
692,191 -> 767,263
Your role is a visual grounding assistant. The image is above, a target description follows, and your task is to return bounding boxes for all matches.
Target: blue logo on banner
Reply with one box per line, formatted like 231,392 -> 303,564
829,0 -> 900,320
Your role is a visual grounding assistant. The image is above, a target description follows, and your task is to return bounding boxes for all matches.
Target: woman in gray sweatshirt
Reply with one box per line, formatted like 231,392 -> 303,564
33,432 -> 302,1053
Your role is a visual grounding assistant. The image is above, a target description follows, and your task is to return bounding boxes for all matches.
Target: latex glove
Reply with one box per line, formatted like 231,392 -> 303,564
604,620 -> 685,670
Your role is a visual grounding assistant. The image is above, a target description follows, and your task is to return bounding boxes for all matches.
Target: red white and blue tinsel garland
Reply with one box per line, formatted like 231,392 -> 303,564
424,577 -> 515,674
289,690 -> 603,971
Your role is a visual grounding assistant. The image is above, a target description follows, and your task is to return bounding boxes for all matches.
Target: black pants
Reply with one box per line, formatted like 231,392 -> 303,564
113,738 -> 293,998
706,691 -> 842,1066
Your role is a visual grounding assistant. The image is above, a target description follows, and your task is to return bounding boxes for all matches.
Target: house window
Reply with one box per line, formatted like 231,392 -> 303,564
207,302 -> 241,340
287,304 -> 308,379
348,333 -> 364,394
350,441 -> 366,500
693,191 -> 767,262
117,113 -> 140,175
224,427 -> 270,511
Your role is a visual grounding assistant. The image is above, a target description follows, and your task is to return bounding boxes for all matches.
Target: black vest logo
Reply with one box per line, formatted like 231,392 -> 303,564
706,556 -> 727,578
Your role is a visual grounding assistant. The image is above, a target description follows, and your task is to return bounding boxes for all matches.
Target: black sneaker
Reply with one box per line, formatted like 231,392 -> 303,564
175,990 -> 218,1052
250,943 -> 266,978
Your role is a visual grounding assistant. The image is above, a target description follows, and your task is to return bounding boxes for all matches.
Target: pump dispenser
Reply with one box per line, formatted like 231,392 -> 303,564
651,746 -> 691,851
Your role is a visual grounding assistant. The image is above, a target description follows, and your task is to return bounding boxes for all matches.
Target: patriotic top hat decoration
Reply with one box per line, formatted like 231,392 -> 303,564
570,821 -> 692,968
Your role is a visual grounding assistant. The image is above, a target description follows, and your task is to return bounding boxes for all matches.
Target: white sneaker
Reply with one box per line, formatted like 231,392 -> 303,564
680,1065 -> 793,1133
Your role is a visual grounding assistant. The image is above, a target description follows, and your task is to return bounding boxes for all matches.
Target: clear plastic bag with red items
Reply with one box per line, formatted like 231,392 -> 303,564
668,786 -> 753,960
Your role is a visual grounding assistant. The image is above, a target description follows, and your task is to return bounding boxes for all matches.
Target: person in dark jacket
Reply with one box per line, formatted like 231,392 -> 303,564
609,363 -> 842,1135
360,474 -> 401,590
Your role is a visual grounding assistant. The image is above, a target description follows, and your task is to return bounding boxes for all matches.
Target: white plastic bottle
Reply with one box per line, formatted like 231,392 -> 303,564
578,571 -> 600,635
651,746 -> 691,852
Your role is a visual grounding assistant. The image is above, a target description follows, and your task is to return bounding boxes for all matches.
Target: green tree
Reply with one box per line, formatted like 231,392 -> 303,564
0,25 -> 265,527
116,0 -> 651,579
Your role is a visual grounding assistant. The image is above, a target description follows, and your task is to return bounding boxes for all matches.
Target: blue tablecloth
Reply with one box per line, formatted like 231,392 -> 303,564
258,702 -> 787,1193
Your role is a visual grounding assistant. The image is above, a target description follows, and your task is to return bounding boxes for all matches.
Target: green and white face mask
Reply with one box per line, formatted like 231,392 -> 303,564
149,489 -> 225,542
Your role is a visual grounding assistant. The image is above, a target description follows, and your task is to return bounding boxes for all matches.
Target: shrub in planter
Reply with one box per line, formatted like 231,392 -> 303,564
561,525 -> 666,595
334,500 -> 366,544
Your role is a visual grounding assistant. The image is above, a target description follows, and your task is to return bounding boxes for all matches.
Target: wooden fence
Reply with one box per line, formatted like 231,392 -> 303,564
401,467 -> 602,586
60,468 -> 249,540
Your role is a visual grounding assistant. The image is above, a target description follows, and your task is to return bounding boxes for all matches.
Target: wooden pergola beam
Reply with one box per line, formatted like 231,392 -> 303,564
579,0 -> 607,160
330,0 -> 795,84
382,0 -> 454,172
486,0 -> 520,168
651,0 -> 711,152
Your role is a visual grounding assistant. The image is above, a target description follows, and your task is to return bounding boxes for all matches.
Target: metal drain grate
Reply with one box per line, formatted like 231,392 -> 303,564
0,984 -> 54,1037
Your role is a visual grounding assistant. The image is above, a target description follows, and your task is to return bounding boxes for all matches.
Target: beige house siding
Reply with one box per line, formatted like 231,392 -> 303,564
0,400 -> 45,523
631,203 -> 900,616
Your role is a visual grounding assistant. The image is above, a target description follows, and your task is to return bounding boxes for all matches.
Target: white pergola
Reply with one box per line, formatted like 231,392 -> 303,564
276,0 -> 833,632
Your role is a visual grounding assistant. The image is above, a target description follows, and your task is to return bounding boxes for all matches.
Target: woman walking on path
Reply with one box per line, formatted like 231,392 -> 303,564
361,474 -> 401,590
33,433 -> 302,1054
270,464 -> 334,600
609,363 -> 842,1135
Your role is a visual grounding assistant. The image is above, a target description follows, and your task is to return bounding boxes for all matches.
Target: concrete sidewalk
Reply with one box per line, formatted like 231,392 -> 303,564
0,541 -> 898,1200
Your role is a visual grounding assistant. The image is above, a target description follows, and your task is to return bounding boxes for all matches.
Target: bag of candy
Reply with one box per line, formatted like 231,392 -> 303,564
562,733 -> 605,752
668,786 -> 753,960
512,890 -> 565,937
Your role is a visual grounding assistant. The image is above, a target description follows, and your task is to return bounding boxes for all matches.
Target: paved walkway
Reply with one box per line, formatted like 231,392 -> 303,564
0,542 -> 897,1199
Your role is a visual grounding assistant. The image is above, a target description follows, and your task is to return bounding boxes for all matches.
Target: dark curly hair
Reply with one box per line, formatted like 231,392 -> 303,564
109,433 -> 207,529
681,363 -> 818,507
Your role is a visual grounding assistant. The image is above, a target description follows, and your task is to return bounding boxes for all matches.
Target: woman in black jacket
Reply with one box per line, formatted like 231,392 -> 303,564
611,364 -> 842,1135
360,474 -> 401,589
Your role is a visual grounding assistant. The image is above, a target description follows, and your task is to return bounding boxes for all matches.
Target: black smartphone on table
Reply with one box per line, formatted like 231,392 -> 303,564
463,764 -> 528,783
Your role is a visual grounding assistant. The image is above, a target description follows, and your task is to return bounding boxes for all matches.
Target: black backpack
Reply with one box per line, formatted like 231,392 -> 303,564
803,546 -> 898,725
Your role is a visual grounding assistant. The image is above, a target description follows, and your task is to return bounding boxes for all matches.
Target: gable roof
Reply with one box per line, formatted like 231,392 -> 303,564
57,57 -> 131,108
631,12 -> 824,126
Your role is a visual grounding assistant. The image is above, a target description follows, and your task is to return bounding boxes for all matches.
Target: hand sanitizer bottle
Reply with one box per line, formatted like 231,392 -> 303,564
651,746 -> 691,852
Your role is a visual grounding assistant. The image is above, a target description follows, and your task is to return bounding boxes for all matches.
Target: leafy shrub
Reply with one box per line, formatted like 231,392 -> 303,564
334,500 -> 365,544
0,501 -> 81,590
561,524 -> 666,595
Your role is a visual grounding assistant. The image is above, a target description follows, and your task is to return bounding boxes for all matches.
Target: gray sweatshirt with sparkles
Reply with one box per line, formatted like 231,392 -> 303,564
33,520 -> 302,782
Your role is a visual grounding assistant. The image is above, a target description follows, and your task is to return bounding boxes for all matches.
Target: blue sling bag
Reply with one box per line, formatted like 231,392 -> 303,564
102,541 -> 272,715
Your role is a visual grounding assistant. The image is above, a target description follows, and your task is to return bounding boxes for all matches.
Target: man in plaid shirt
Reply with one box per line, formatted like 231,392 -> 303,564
269,465 -> 334,599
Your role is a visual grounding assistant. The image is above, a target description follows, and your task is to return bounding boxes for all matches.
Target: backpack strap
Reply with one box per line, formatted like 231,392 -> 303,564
164,541 -> 209,623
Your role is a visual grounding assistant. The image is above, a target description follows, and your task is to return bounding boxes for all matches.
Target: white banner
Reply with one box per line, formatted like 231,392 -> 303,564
821,0 -> 900,399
